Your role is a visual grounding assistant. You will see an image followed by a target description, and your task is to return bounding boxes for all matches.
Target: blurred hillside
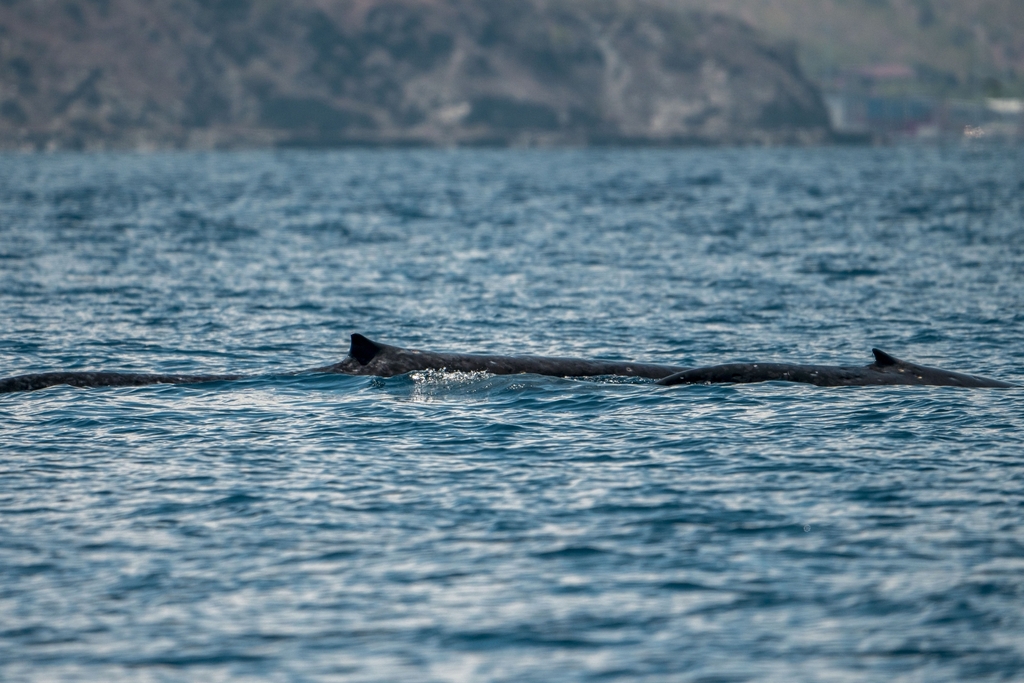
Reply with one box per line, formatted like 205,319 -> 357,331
670,0 -> 1024,98
669,0 -> 1024,141
0,0 -> 831,150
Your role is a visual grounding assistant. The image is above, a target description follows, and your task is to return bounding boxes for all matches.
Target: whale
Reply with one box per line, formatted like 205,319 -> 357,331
0,333 -> 689,393
656,348 -> 1015,388
329,336 -> 1013,387
0,335 -> 1013,393
0,370 -> 246,394
308,333 -> 690,379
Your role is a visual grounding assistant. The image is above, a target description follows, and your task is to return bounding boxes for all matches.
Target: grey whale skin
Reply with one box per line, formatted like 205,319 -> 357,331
0,333 -> 689,393
656,348 -> 1014,388
0,371 -> 246,393
309,334 -> 690,379
0,334 -> 1013,393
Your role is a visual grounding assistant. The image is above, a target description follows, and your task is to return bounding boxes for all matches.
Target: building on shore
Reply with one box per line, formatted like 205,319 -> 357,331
822,64 -> 1024,143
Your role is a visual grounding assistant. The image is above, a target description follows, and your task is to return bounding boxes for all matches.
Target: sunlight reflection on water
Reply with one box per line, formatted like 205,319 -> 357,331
1,147 -> 1023,682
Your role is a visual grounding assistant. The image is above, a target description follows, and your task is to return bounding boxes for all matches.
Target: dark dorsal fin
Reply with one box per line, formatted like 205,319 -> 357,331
871,348 -> 900,367
349,334 -> 383,365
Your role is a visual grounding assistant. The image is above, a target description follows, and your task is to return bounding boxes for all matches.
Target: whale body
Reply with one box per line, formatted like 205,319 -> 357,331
0,333 -> 689,393
0,335 -> 1013,393
0,371 -> 245,393
310,333 -> 690,379
656,348 -> 1014,388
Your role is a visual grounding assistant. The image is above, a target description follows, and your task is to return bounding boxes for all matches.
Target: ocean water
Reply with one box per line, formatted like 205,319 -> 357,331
1,147 -> 1023,682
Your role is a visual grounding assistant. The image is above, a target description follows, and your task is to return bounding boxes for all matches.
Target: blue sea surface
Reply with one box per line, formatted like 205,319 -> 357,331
1,147 -> 1023,682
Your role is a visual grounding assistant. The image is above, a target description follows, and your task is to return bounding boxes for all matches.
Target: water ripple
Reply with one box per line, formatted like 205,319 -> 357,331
1,147 -> 1023,682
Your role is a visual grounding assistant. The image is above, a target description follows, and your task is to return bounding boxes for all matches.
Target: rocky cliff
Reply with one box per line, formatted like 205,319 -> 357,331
0,0 -> 832,149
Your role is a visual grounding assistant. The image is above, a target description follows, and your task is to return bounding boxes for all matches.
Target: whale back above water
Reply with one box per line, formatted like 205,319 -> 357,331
0,371 -> 244,394
0,334 -> 1014,393
311,334 -> 690,380
655,348 -> 1015,388
0,334 -> 690,393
